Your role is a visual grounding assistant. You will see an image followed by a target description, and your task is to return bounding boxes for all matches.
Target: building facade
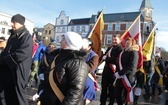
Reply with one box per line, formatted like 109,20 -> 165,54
54,11 -> 90,43
41,23 -> 55,46
54,0 -> 154,47
0,12 -> 34,39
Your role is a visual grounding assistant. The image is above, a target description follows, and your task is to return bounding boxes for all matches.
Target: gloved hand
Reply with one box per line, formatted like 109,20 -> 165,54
114,72 -> 121,79
102,55 -> 107,60
32,93 -> 39,101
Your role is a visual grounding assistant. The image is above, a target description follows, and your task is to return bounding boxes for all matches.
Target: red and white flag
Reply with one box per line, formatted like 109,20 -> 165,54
120,14 -> 143,69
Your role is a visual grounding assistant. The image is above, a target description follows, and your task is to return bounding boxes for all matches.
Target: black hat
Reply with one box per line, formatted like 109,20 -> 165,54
11,14 -> 25,25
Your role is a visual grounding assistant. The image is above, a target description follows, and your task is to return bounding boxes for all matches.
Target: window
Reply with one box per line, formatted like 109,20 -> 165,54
62,27 -> 65,32
0,21 -> 8,25
60,20 -> 64,25
49,30 -> 51,35
126,22 -> 131,30
106,34 -> 112,44
146,9 -> 151,17
56,36 -> 59,43
8,29 -> 10,35
108,24 -> 113,31
57,27 -> 61,32
82,26 -> 85,32
115,23 -> 120,31
1,28 -> 5,34
45,30 -> 47,34
76,26 -> 80,32
71,26 -> 74,31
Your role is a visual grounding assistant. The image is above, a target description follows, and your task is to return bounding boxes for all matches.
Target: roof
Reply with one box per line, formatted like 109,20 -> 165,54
34,28 -> 43,32
89,12 -> 144,23
69,18 -> 90,25
140,0 -> 153,9
44,23 -> 54,27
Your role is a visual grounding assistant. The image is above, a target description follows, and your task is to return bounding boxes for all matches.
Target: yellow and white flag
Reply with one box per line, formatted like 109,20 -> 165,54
142,27 -> 155,61
87,10 -> 104,57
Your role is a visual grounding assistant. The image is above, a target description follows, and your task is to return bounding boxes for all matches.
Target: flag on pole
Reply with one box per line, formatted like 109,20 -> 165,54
142,27 -> 155,61
86,10 -> 104,57
120,14 -> 143,69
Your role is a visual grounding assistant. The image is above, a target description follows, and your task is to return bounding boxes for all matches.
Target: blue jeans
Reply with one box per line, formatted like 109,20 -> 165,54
144,71 -> 155,95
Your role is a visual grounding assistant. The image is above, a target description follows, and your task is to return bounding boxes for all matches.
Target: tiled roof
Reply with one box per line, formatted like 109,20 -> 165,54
90,12 -> 144,23
69,18 -> 90,25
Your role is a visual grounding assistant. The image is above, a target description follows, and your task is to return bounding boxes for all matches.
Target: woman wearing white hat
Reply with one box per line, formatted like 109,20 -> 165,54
39,32 -> 89,105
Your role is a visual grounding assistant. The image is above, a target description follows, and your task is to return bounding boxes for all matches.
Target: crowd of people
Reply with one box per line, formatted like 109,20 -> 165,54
0,13 -> 167,105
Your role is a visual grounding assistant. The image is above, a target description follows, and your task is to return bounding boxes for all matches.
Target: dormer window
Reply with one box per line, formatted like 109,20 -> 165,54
120,15 -> 124,19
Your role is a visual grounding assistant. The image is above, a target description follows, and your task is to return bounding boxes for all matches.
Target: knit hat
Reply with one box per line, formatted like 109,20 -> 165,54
49,42 -> 57,48
64,32 -> 83,50
11,14 -> 25,25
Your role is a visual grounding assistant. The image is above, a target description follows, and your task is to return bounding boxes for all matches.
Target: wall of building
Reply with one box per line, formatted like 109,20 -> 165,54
0,12 -> 34,39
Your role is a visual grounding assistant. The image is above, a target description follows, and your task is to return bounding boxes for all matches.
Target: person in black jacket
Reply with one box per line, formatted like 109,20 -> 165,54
0,14 -> 33,105
151,53 -> 165,95
32,42 -> 58,101
39,32 -> 89,105
99,34 -> 122,105
114,37 -> 139,105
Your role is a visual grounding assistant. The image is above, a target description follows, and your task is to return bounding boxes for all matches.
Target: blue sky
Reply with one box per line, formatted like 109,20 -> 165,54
0,0 -> 168,51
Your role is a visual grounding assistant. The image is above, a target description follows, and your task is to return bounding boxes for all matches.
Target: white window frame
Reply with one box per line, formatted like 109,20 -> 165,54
115,23 -> 120,31
108,24 -> 113,31
106,34 -> 112,44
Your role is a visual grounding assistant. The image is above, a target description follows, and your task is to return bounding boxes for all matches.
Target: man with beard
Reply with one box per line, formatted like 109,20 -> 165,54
99,34 -> 122,105
0,14 -> 33,105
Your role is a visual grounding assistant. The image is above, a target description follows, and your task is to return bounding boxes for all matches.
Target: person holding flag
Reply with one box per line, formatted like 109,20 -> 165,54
114,37 -> 139,104
151,53 -> 165,96
99,34 -> 122,105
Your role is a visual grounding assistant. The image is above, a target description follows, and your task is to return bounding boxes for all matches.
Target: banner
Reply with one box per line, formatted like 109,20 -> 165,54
142,27 -> 155,61
87,10 -> 104,57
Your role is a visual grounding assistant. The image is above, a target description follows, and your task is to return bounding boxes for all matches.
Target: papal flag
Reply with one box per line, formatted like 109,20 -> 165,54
142,27 -> 155,61
86,10 -> 104,57
120,14 -> 143,69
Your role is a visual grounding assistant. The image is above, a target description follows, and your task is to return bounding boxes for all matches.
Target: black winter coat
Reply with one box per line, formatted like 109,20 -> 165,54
0,26 -> 33,105
100,45 -> 122,83
40,49 -> 89,105
117,49 -> 139,86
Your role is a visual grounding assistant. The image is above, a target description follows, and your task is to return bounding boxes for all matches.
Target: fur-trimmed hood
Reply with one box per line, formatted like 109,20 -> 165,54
127,44 -> 139,51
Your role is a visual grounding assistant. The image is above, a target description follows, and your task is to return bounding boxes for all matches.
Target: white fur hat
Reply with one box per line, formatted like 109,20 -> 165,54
155,53 -> 160,57
64,32 -> 83,50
